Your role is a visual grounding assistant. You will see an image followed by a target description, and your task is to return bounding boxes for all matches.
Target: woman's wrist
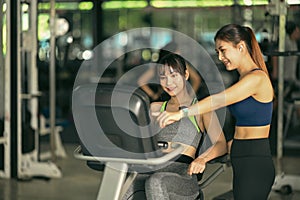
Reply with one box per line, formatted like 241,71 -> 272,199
181,107 -> 189,118
195,156 -> 208,164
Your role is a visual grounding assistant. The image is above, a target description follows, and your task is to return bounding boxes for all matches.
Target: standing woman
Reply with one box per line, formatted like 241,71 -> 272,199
154,24 -> 275,200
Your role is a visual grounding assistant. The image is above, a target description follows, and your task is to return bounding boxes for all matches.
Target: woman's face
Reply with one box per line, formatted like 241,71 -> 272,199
215,39 -> 240,71
159,65 -> 186,97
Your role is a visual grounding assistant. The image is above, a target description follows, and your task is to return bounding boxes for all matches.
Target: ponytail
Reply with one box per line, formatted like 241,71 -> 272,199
245,27 -> 274,98
244,27 -> 270,78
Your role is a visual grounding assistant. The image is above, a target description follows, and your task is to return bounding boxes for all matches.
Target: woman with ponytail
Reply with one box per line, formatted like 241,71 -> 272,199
153,24 -> 275,200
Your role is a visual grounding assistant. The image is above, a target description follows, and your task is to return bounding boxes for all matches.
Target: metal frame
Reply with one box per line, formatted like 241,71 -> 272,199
15,0 -> 61,179
0,0 -> 11,178
74,145 -> 185,200
267,0 -> 300,192
283,100 -> 300,139
74,145 -> 231,200
39,114 -> 67,160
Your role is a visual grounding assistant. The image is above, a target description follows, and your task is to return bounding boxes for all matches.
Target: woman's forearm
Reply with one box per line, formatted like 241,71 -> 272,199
198,141 -> 227,163
187,93 -> 226,117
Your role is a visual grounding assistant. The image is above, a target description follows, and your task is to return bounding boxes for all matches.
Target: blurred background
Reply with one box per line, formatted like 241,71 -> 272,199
1,0 -> 300,199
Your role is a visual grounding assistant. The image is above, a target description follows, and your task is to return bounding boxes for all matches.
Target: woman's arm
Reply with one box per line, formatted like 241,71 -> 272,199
138,68 -> 161,100
187,65 -> 201,94
187,111 -> 227,175
150,102 -> 163,120
227,139 -> 233,154
154,71 -> 269,128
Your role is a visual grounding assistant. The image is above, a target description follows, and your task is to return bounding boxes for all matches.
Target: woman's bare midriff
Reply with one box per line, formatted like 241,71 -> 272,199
234,125 -> 271,139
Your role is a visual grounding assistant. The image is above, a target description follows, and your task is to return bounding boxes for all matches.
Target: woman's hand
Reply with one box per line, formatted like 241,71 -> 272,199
151,110 -> 182,128
187,157 -> 207,176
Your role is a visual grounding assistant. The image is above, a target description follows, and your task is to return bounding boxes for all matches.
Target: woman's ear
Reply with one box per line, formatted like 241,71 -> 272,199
238,42 -> 245,52
185,69 -> 189,80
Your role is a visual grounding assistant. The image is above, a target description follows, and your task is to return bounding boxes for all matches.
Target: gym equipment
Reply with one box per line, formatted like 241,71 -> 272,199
0,0 -> 11,178
265,0 -> 300,193
263,50 -> 300,192
39,114 -> 67,160
10,0 -> 61,179
73,83 -> 230,200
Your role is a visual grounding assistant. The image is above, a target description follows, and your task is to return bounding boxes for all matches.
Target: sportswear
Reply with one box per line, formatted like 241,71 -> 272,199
157,99 -> 201,149
228,96 -> 273,126
231,138 -> 275,200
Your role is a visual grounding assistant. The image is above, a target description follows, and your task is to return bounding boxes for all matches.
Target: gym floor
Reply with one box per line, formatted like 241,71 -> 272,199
0,126 -> 300,200
1,144 -> 299,200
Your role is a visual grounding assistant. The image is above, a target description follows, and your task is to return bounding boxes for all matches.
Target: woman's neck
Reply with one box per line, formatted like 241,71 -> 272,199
168,90 -> 194,107
237,57 -> 259,78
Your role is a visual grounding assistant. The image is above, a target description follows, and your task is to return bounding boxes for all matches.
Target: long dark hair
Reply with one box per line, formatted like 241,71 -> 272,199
214,24 -> 270,78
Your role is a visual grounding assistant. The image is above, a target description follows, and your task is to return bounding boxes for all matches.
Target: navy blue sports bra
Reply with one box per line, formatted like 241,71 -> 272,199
228,96 -> 273,126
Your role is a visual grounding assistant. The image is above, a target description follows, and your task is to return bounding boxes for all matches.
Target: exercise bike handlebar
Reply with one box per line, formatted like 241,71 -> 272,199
73,143 -> 185,166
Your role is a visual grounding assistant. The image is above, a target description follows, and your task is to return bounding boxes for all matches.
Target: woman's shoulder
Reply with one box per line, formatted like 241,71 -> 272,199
247,69 -> 274,101
241,68 -> 271,86
150,101 -> 164,112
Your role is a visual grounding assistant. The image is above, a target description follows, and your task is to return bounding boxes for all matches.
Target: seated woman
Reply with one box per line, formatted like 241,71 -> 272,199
123,53 -> 227,200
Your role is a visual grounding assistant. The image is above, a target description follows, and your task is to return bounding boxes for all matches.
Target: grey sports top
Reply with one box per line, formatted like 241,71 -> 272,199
156,99 -> 202,149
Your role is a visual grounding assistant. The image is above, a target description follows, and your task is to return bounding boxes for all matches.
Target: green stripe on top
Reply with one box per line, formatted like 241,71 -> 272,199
160,101 -> 168,112
159,98 -> 200,132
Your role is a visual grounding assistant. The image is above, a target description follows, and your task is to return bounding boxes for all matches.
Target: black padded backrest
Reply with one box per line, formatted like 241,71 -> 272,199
73,83 -> 161,161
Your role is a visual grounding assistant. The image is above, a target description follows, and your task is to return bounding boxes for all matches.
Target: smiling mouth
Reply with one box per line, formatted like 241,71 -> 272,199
223,60 -> 229,66
166,87 -> 176,92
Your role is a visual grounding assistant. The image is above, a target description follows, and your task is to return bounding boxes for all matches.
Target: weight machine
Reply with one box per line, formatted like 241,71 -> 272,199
9,0 -> 62,179
266,0 -> 300,193
0,0 -> 11,178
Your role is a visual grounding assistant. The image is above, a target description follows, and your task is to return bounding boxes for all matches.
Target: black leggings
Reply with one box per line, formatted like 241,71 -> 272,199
230,138 -> 275,200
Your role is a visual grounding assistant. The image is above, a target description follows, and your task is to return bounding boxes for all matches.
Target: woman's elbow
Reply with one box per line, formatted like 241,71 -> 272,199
217,140 -> 228,155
